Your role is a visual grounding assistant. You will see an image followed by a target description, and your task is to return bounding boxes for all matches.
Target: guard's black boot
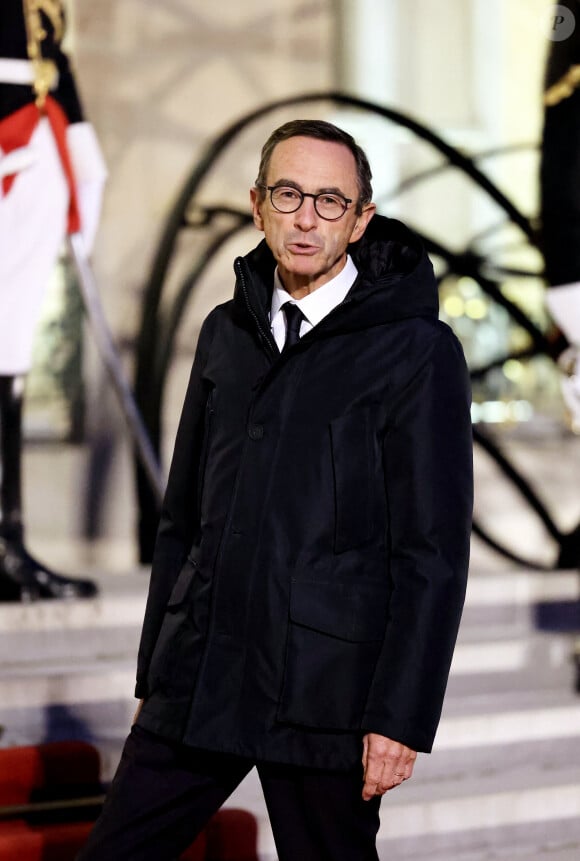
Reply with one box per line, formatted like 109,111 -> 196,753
0,527 -> 98,601
0,375 -> 97,601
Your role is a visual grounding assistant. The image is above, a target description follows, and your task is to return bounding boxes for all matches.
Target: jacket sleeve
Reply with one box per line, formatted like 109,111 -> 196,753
135,311 -> 218,699
362,323 -> 473,752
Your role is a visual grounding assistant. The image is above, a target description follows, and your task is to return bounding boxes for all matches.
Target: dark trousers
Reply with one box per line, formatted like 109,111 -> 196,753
77,725 -> 381,861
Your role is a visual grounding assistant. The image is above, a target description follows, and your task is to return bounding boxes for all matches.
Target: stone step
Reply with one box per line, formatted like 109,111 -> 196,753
375,772 -> 580,857
75,703 -> 580,856
0,571 -> 580,861
0,567 -> 575,662
0,569 -> 576,751
446,635 -> 576,697
0,571 -> 146,659
0,567 -> 576,638
0,624 -> 574,710
374,818 -> 580,861
0,630 -> 580,725
3,679 -> 578,779
0,566 -> 577,859
461,568 -> 580,633
464,569 -> 579,608
2,652 -> 575,727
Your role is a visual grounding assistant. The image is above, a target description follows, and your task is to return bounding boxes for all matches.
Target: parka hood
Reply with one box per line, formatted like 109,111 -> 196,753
234,214 -> 438,341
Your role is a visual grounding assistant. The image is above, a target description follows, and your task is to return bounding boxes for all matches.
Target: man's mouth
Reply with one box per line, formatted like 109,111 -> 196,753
287,242 -> 320,255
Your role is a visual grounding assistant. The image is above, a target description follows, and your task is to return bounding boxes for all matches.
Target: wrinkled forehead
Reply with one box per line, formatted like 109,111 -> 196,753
268,136 -> 359,194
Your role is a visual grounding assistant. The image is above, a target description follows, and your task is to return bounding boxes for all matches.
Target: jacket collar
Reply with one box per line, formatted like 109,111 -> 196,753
234,214 -> 439,343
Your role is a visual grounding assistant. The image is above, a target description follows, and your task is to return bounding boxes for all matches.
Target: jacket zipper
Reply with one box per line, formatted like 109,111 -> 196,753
235,258 -> 278,359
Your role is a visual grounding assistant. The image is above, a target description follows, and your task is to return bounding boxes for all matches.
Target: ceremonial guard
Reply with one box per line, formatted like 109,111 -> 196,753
0,1 -> 106,600
540,0 -> 580,433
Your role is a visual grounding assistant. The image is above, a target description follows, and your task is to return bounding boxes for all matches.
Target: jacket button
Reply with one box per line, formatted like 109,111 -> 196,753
248,423 -> 264,440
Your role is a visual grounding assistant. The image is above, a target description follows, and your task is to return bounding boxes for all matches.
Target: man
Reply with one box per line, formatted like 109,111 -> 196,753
0,0 -> 106,600
79,120 -> 473,860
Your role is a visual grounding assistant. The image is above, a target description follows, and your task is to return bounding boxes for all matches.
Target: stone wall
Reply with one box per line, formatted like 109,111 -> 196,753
73,0 -> 335,338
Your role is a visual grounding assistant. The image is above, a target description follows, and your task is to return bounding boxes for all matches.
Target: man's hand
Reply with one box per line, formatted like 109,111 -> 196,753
361,733 -> 417,800
132,699 -> 144,725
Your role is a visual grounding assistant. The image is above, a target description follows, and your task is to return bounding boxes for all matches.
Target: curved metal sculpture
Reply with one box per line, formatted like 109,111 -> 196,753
134,91 -> 578,569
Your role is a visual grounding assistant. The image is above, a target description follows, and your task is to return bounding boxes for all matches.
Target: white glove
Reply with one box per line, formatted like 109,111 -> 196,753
0,145 -> 38,179
546,281 -> 580,346
0,146 -> 37,198
66,121 -> 108,253
558,347 -> 580,434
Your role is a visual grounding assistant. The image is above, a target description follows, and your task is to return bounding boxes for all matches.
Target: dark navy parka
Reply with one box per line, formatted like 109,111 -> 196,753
135,214 -> 473,771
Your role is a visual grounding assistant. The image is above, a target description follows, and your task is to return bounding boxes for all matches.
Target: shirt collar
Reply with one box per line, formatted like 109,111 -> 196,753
271,255 -> 358,326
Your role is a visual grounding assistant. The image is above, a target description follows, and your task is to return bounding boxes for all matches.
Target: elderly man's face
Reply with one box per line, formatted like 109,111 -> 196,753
251,136 -> 375,297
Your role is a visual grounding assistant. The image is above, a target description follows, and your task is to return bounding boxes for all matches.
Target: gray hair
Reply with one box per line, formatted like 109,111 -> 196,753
255,119 -> 373,214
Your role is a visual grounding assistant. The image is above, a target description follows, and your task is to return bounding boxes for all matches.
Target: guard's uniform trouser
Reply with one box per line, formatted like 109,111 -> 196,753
77,724 -> 382,861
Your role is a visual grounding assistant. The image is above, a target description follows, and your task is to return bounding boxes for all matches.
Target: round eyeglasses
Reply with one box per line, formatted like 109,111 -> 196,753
258,185 -> 353,221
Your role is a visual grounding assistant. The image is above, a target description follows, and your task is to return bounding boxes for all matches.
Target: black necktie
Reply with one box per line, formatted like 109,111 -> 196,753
282,303 -> 305,351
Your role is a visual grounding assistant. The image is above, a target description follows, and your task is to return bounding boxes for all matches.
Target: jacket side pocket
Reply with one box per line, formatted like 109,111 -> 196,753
146,558 -> 199,698
277,578 -> 388,730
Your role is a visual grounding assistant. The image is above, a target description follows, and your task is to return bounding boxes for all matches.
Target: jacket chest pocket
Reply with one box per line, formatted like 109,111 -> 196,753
330,409 -> 376,553
196,389 -> 215,519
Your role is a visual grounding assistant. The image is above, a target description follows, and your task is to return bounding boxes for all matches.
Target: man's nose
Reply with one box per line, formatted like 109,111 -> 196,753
293,196 -> 318,230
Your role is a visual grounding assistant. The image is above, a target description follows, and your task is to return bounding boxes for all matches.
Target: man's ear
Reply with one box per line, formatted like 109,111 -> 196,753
250,187 -> 265,232
350,204 -> 376,244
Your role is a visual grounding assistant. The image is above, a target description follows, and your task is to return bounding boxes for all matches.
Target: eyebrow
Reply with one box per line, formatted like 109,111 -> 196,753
271,178 -> 350,197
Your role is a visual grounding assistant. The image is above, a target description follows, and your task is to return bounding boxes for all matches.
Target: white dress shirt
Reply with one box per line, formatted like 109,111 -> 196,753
270,255 -> 358,351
